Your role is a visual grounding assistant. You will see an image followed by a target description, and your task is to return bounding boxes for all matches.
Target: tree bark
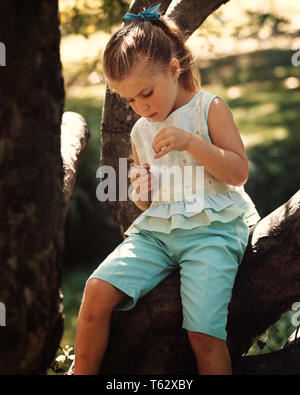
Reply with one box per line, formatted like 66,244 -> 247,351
227,189 -> 300,357
0,1 -> 65,374
232,338 -> 300,375
167,0 -> 230,38
61,112 -> 90,218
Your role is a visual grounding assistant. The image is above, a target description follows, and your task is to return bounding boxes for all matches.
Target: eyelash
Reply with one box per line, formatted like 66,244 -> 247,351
127,90 -> 153,103
143,90 -> 153,98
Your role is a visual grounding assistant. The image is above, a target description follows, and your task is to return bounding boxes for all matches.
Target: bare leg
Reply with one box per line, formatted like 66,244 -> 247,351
74,278 -> 125,375
187,331 -> 232,375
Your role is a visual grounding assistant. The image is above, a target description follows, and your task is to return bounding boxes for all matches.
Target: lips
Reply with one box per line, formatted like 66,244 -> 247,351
148,112 -> 157,119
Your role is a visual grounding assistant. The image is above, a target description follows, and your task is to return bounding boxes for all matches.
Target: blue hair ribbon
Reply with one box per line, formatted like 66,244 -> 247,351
122,3 -> 161,23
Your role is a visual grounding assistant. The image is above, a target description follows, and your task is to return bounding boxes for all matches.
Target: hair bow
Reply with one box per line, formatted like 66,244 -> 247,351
122,3 -> 161,23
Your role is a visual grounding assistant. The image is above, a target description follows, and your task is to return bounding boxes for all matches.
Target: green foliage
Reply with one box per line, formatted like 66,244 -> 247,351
194,11 -> 225,53
232,10 -> 290,40
59,0 -> 130,37
64,50 -> 103,88
247,310 -> 300,356
246,137 -> 300,217
60,267 -> 90,352
200,49 -> 299,87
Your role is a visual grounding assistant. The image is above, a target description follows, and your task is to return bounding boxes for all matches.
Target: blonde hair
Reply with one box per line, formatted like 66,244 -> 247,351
103,15 -> 200,91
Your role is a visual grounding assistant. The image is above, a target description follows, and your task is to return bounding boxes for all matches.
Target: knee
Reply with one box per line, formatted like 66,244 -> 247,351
187,331 -> 224,354
81,278 -> 124,319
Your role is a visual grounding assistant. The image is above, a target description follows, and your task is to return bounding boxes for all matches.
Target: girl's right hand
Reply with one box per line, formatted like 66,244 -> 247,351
129,163 -> 153,200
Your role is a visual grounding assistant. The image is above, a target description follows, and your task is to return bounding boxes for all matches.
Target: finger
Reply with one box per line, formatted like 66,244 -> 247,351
132,179 -> 149,194
139,179 -> 152,194
139,173 -> 153,187
153,144 -> 171,159
132,164 -> 150,173
152,130 -> 165,151
156,138 -> 169,154
139,173 -> 151,183
141,163 -> 150,171
130,172 -> 144,184
129,165 -> 148,179
130,164 -> 152,187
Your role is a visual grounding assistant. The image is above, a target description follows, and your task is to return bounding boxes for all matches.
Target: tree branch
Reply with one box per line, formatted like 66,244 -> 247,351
227,189 -> 300,356
61,112 -> 90,217
166,0 -> 230,39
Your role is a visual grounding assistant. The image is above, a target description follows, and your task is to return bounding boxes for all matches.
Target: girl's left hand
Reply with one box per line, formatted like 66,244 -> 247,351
152,127 -> 191,159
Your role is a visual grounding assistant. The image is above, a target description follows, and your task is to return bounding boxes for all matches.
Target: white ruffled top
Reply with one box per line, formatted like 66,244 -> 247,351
125,90 -> 260,236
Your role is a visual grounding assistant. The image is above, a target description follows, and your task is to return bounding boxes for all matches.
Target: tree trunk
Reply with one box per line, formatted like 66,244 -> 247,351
0,1 -> 65,374
227,190 -> 300,357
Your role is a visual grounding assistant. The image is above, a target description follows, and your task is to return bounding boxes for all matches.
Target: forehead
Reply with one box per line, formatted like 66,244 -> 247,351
109,58 -> 166,98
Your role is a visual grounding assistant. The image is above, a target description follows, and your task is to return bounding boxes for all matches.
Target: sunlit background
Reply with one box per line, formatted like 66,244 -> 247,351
53,0 -> 300,372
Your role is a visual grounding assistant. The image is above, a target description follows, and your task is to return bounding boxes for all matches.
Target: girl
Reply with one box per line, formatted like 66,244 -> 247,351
74,4 -> 260,375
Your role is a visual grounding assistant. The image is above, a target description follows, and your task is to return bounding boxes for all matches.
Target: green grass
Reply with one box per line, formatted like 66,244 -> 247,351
200,49 -> 300,147
229,81 -> 300,147
47,267 -> 89,375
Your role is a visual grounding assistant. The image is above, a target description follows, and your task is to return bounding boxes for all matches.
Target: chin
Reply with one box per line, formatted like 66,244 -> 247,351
148,114 -> 161,122
155,113 -> 168,122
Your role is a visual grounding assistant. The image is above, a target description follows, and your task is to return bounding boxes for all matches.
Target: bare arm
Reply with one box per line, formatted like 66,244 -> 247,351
187,98 -> 248,186
152,98 -> 248,186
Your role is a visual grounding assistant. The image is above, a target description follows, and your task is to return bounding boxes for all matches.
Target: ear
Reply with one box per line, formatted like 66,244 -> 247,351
168,58 -> 181,81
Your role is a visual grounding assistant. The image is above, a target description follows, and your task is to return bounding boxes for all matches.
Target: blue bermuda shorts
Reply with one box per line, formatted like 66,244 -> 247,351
89,217 -> 249,340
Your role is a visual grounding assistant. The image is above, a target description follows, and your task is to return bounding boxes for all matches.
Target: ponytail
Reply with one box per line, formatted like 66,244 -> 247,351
154,16 -> 200,91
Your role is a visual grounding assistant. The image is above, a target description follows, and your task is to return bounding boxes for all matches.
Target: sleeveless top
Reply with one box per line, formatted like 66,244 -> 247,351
125,90 -> 260,236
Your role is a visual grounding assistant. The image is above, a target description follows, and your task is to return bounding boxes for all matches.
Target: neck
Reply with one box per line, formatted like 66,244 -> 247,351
173,84 -> 198,112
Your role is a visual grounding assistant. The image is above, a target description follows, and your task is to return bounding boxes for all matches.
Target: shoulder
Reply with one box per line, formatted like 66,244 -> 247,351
130,117 -> 145,140
208,96 -> 233,121
193,90 -> 227,121
131,116 -> 144,131
194,90 -> 234,123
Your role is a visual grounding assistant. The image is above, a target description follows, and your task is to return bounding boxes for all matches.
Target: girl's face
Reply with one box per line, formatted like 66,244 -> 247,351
109,58 -> 182,122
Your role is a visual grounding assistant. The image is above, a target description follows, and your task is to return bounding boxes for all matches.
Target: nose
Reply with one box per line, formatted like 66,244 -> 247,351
136,101 -> 150,116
